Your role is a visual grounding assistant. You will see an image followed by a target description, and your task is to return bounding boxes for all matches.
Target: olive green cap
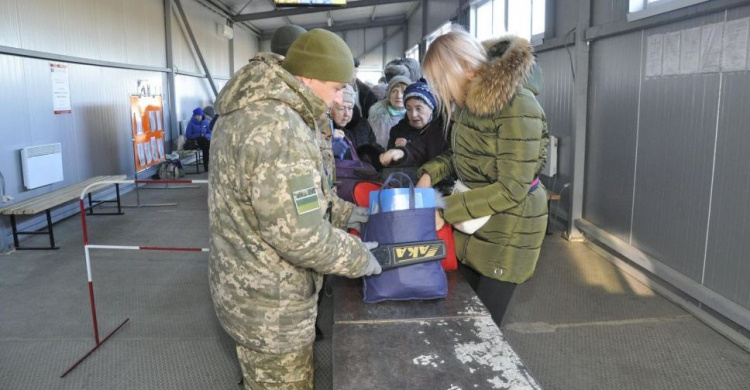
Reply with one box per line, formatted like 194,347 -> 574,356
282,29 -> 354,83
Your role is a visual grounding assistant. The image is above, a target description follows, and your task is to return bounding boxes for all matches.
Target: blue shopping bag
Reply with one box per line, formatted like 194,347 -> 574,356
362,172 -> 448,303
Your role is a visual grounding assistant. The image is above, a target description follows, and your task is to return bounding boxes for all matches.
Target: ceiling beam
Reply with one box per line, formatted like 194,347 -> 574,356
260,16 -> 406,39
233,0 -> 415,22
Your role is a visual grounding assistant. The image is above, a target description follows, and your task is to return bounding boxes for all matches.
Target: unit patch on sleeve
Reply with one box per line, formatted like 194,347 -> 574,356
290,174 -> 321,216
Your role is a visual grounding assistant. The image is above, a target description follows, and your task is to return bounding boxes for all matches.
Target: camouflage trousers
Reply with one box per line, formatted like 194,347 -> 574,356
236,344 -> 314,390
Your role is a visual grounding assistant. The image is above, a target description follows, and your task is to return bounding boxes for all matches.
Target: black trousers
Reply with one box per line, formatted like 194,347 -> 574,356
458,263 -> 517,326
196,137 -> 210,170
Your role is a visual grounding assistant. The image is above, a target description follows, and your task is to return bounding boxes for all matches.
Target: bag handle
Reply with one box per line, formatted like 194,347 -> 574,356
377,172 -> 416,210
344,136 -> 360,161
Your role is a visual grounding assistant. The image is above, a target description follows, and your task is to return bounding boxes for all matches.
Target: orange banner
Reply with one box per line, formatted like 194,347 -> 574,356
130,95 -> 166,172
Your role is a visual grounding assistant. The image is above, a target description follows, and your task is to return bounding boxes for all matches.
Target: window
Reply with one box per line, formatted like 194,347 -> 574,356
628,0 -> 711,22
405,45 -> 419,63
426,21 -> 453,51
471,0 -> 544,42
357,66 -> 383,86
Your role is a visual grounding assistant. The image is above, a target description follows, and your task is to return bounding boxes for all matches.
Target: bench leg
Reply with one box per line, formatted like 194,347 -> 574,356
10,215 -> 20,248
115,184 -> 122,214
46,209 -> 56,249
88,193 -> 94,215
10,211 -> 60,250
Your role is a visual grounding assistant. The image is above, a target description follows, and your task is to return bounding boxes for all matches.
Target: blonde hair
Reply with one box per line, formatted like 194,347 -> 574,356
422,28 -> 487,132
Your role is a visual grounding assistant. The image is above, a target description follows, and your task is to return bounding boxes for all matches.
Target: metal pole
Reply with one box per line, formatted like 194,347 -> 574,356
164,0 -> 179,153
567,0 -> 591,241
173,0 -> 219,97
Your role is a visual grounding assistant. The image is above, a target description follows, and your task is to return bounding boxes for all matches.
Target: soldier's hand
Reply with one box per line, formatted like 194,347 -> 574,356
363,250 -> 383,276
346,207 -> 370,232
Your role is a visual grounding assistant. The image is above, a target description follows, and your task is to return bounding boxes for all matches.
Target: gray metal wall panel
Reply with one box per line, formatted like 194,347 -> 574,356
345,29 -> 366,61
705,71 -> 750,309
592,0 -> 629,26
259,39 -> 271,53
407,3 -> 423,49
535,49 -> 574,196
630,13 -> 725,282
0,0 -> 20,47
425,0 -> 458,34
361,28 -> 386,66
172,9 -> 200,74
385,27 -> 406,62
554,0 -> 580,37
585,32 -> 641,242
632,74 -> 719,283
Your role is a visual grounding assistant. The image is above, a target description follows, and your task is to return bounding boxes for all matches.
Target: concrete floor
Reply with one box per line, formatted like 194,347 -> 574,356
0,175 -> 748,389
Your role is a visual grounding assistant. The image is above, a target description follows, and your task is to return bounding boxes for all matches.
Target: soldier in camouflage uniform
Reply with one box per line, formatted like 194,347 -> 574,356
208,29 -> 381,389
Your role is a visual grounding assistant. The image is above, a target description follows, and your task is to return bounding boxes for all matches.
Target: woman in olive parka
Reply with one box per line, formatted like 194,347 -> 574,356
417,30 -> 549,324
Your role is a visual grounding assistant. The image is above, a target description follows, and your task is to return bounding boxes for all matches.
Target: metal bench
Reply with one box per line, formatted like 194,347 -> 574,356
0,175 -> 126,250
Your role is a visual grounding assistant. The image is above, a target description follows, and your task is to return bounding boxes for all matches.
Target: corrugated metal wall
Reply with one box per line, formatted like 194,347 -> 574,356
571,1 -> 750,314
535,48 -> 574,198
0,0 -> 258,250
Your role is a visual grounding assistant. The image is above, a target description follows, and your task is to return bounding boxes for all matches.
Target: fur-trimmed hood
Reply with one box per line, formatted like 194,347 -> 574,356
465,36 -> 540,117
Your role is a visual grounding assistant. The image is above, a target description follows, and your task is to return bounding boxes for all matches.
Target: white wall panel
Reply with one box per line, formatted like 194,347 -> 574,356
123,0 -> 166,68
15,0 -> 67,54
7,0 -> 165,67
233,28 -> 258,73
0,0 -> 21,47
172,8 -> 200,74
180,0 -> 231,78
95,0 -> 128,63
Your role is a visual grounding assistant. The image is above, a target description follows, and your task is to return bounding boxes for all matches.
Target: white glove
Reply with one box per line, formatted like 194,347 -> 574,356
362,241 -> 382,276
346,207 -> 370,232
379,149 -> 405,166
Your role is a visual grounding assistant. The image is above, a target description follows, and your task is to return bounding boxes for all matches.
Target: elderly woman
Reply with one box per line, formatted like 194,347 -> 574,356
331,85 -> 381,156
379,80 -> 447,168
416,30 -> 549,325
368,75 -> 411,149
185,107 -> 211,171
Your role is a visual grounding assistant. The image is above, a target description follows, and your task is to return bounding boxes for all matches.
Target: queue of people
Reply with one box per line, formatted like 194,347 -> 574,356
204,23 -> 548,390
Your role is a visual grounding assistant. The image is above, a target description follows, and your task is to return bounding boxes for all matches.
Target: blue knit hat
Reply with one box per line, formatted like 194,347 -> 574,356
192,107 -> 204,116
403,79 -> 437,111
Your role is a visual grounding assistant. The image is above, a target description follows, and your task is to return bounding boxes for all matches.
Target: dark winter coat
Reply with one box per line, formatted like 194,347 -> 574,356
419,36 -> 549,284
356,79 -> 378,120
391,116 -> 448,168
340,106 -> 381,152
386,117 -> 424,150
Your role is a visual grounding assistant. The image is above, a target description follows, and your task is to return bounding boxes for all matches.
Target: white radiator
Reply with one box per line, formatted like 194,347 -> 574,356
21,143 -> 64,190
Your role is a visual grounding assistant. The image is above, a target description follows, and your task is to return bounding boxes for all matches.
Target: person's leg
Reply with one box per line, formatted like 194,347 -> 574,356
198,137 -> 210,171
457,262 -> 481,291
236,344 -> 314,390
474,276 -> 517,326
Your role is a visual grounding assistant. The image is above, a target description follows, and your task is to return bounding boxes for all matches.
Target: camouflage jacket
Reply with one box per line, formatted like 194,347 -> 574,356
208,53 -> 368,354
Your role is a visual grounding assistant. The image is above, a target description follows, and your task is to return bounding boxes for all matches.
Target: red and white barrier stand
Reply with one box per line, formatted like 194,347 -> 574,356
61,179 -> 209,378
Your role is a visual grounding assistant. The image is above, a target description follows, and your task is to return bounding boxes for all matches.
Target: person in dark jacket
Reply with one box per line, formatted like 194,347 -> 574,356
331,85 -> 384,169
351,58 -> 379,120
185,107 -> 211,171
418,30 -> 549,325
383,79 -> 442,151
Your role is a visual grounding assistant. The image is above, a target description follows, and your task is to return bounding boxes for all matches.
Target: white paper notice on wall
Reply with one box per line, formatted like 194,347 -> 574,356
50,63 -> 71,114
721,17 -> 749,72
646,34 -> 664,77
663,32 -> 681,75
700,23 -> 724,73
680,27 -> 701,74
